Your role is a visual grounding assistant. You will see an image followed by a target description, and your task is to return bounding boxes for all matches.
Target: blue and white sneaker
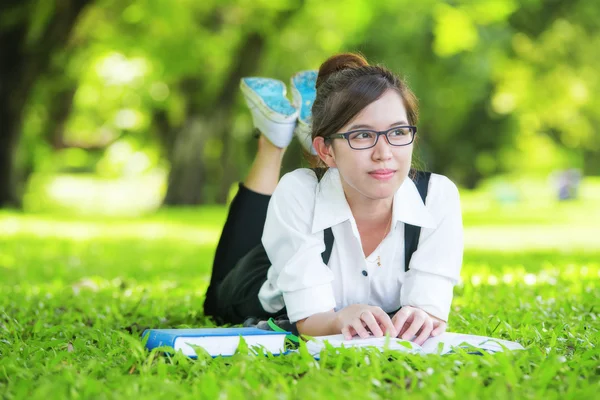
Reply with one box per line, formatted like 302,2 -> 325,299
240,77 -> 298,148
291,70 -> 318,155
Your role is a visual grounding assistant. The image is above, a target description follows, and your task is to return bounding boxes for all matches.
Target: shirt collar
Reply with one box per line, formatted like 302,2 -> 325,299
311,168 -> 437,234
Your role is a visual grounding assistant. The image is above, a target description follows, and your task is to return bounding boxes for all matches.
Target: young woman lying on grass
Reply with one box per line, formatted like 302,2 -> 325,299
203,53 -> 463,345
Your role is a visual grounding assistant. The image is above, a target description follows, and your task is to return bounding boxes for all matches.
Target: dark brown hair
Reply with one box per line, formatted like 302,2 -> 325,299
308,53 -> 419,179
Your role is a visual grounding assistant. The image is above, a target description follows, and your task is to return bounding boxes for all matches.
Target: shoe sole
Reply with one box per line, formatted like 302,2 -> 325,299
291,71 -> 318,155
240,79 -> 298,124
291,70 -> 317,124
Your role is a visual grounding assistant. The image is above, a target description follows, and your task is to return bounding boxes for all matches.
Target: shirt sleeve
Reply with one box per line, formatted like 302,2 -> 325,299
400,175 -> 463,322
258,170 -> 336,323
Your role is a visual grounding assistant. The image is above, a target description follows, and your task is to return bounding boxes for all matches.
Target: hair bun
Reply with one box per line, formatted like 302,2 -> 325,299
316,52 -> 369,88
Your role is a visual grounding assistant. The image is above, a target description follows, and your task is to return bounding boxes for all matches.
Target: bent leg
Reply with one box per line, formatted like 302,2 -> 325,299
204,135 -> 286,318
212,245 -> 275,324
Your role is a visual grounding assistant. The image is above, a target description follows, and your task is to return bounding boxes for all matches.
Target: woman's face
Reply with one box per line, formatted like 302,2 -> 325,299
326,89 -> 413,204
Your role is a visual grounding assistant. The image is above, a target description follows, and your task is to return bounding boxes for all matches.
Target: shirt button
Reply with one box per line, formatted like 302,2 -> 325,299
362,270 -> 368,277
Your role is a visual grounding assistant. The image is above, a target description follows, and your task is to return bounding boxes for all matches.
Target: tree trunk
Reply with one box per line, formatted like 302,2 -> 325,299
163,115 -> 209,204
163,2 -> 306,205
162,33 -> 266,205
0,0 -> 91,207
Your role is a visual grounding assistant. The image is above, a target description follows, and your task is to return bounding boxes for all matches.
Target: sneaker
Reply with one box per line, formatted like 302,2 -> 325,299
240,77 -> 298,148
291,70 -> 318,155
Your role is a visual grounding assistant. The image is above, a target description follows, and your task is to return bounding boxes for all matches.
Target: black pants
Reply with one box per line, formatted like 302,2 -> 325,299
203,183 -> 281,324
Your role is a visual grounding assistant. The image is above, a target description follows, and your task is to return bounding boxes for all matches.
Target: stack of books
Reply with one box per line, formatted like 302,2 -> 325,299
143,327 -> 289,357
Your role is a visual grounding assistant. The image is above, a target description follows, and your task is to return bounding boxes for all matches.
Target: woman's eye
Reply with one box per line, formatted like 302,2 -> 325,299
390,129 -> 408,136
351,132 -> 374,140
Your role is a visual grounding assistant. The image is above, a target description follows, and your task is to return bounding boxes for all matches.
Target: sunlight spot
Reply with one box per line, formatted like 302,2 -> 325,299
97,53 -> 148,85
150,82 -> 170,101
502,273 -> 513,284
570,81 -> 588,104
524,273 -> 537,285
124,152 -> 151,176
492,92 -> 516,114
426,368 -> 434,376
471,275 -> 482,286
2,217 -> 20,234
115,109 -> 140,130
487,275 -> 498,286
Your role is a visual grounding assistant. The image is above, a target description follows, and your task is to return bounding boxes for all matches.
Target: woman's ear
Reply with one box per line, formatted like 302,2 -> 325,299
313,137 -> 337,168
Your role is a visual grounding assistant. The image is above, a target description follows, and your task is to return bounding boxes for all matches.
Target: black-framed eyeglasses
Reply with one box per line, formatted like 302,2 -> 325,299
325,126 -> 417,150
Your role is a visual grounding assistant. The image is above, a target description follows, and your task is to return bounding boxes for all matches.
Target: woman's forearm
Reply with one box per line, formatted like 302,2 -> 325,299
295,309 -> 339,337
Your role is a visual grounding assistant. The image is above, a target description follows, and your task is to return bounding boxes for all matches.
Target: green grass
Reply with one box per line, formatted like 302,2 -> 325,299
1,183 -> 599,398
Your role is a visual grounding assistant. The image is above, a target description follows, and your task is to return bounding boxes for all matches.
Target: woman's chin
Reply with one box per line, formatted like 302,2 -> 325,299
366,184 -> 397,200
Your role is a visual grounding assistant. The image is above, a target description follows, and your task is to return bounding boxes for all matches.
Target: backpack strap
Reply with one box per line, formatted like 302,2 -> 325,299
403,171 -> 431,272
313,168 -> 431,269
322,227 -> 334,265
311,168 -> 335,265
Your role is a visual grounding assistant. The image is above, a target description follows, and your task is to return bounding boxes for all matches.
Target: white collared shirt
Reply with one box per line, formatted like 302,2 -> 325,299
258,168 -> 463,323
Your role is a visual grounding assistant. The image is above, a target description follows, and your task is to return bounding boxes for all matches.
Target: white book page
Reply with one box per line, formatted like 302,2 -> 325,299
306,332 -> 525,357
420,332 -> 525,354
305,334 -> 423,356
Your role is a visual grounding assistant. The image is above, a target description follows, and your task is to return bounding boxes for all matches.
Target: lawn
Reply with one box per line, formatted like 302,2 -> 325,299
0,178 -> 599,399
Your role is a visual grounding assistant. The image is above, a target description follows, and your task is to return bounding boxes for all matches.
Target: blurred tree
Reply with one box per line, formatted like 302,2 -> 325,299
500,0 -> 600,176
0,0 -> 92,207
2,0 -> 599,210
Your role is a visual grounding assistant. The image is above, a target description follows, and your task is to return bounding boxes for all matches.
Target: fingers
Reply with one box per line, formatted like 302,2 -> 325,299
360,311 -> 384,338
413,318 -> 433,345
392,307 -> 413,335
401,312 -> 426,341
371,308 -> 397,337
341,325 -> 352,340
431,321 -> 447,337
352,317 -> 371,339
340,307 -> 394,339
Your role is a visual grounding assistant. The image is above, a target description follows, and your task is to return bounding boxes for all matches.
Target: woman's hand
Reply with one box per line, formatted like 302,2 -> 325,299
391,306 -> 447,345
336,304 -> 397,340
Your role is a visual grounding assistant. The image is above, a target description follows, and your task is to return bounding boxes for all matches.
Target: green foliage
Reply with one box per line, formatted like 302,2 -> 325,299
10,0 -> 599,203
1,183 -> 599,398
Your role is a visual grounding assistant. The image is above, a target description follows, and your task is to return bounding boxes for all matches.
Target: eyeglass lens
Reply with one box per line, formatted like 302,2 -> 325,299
348,128 -> 413,149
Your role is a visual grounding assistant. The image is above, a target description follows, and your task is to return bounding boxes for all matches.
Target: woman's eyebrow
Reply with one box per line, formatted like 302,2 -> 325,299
347,121 -> 409,130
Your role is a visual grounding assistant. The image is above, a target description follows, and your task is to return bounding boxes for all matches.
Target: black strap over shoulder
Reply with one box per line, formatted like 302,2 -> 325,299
314,168 -> 431,272
404,170 -> 431,272
321,226 -> 334,266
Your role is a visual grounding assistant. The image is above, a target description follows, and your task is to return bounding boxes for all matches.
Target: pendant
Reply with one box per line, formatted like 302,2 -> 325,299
376,255 -> 381,267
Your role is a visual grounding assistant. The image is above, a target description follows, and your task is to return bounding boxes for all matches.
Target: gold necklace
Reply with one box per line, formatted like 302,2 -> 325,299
376,212 -> 393,267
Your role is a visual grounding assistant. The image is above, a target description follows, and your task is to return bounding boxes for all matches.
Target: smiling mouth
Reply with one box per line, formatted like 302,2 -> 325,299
369,170 -> 396,180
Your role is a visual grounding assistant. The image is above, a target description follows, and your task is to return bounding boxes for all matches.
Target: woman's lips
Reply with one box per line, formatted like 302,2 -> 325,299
369,169 -> 396,181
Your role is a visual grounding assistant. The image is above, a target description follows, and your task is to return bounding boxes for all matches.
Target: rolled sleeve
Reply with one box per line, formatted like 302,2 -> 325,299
401,270 -> 454,321
401,175 -> 463,322
282,284 -> 336,323
258,170 -> 336,323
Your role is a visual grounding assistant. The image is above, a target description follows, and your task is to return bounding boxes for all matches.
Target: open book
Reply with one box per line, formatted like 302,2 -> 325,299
306,332 -> 525,357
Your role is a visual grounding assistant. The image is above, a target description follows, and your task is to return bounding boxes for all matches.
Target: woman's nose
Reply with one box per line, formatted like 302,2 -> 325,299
372,133 -> 393,159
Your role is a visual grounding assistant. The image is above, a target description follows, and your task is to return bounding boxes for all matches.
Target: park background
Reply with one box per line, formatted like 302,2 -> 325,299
1,0 -> 599,398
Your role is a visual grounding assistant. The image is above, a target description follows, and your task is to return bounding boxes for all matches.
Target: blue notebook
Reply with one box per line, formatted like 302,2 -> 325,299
143,327 -> 289,357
